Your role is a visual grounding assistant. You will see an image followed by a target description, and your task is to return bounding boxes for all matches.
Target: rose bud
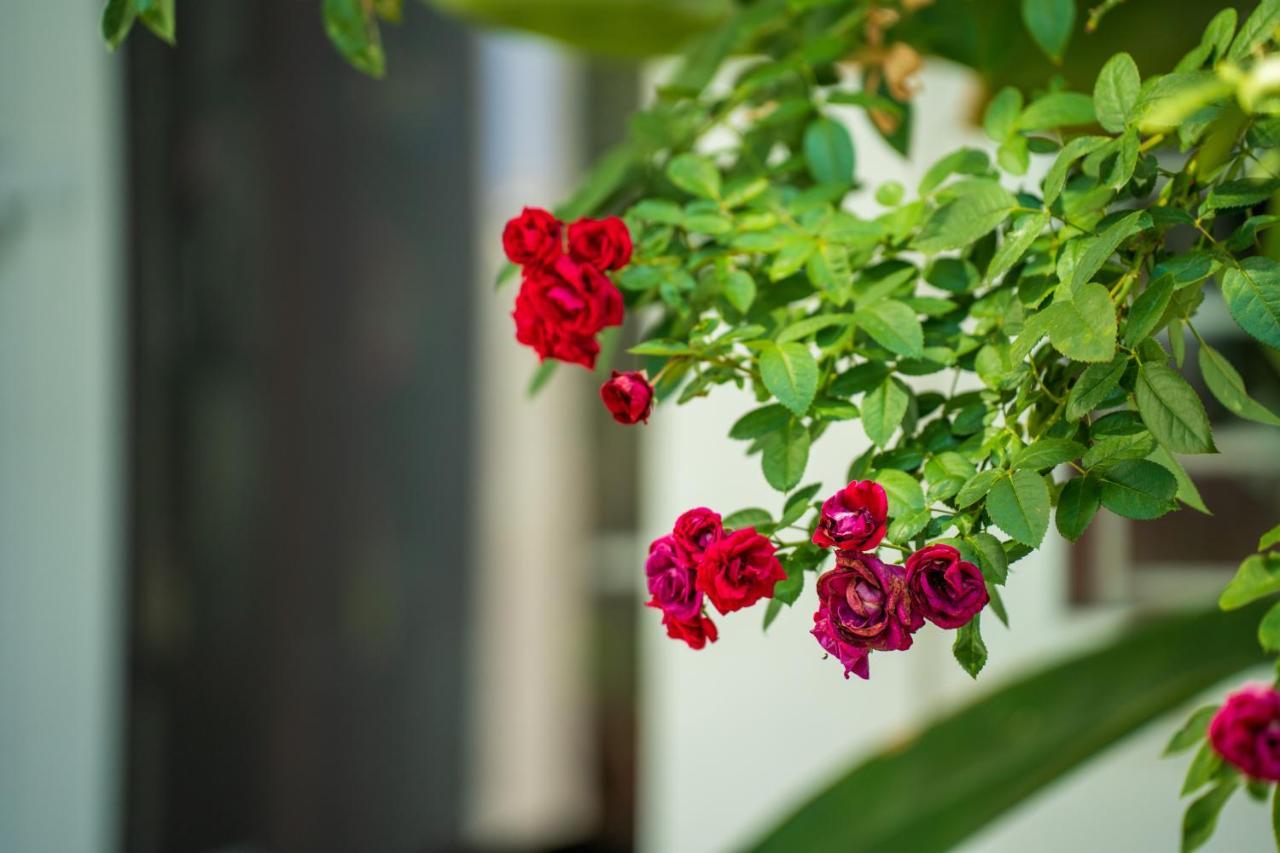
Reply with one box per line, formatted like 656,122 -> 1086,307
811,480 -> 889,552
600,371 -> 654,425
696,527 -> 786,615
672,507 -> 723,566
568,216 -> 633,271
502,206 -> 563,268
905,543 -> 989,629
811,608 -> 871,680
813,550 -> 921,653
1209,684 -> 1280,781
644,535 -> 701,622
658,610 -> 719,650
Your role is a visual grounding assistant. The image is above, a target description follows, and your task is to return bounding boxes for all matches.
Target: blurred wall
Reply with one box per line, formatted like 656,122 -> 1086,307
0,2 -> 125,851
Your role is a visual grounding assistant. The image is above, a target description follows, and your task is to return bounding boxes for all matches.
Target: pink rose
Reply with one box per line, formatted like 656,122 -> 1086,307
644,535 -> 701,622
905,543 -> 989,629
813,551 -> 921,654
811,608 -> 871,679
812,480 -> 888,552
1209,684 -> 1280,780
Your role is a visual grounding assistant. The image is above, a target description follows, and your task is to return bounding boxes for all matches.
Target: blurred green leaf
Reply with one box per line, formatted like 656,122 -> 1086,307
747,606 -> 1267,853
1021,0 -> 1075,63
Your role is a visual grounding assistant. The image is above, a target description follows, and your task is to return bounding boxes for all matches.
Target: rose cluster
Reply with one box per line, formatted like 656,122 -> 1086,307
503,207 -> 631,370
645,508 -> 786,649
1209,684 -> 1280,781
809,480 -> 990,679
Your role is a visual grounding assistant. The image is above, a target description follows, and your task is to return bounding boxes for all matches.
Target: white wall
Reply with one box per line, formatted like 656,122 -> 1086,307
638,60 -> 1272,853
0,2 -> 124,851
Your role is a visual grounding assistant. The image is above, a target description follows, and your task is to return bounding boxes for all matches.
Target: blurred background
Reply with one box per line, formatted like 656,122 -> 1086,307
2,1 -> 1280,852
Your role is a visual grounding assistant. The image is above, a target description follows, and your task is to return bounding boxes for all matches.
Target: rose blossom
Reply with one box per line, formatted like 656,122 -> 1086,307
502,206 -> 563,268
512,288 -> 600,368
905,543 -> 989,629
813,550 -> 921,654
568,216 -> 633,271
697,527 -> 786,614
811,480 -> 889,552
644,535 -> 701,622
600,370 -> 654,425
523,259 -> 622,338
672,507 -> 723,565
811,608 -> 871,679
658,610 -> 719,650
1209,684 -> 1280,780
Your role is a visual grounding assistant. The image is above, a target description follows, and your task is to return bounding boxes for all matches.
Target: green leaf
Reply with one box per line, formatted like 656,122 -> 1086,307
1021,0 -> 1075,63
629,339 -> 691,356
1182,740 -> 1226,797
1164,705 -> 1220,756
1011,438 -> 1084,471
730,404 -> 790,440
1228,0 -> 1280,61
1043,136 -> 1108,206
666,152 -> 721,199
746,605 -> 1268,853
1098,459 -> 1177,520
856,300 -> 924,358
762,597 -> 783,631
1083,432 -> 1156,469
986,211 -> 1049,284
1056,476 -> 1101,541
1149,446 -> 1211,514
1199,342 -> 1280,427
983,87 -> 1024,141
862,378 -> 910,447
526,360 -> 557,397
804,118 -> 856,187
762,419 -> 811,492
987,470 -> 1051,547
876,468 -> 925,514
1272,785 -> 1280,849
1220,553 -> 1280,610
1260,522 -> 1280,552
1260,601 -> 1280,652
953,615 -> 987,678
1016,92 -> 1095,131
969,532 -> 1009,585
1203,178 -> 1280,213
139,0 -> 175,43
1221,257 -> 1280,349
102,0 -> 137,49
759,342 -> 819,417
1070,210 -> 1146,292
1182,780 -> 1237,852
956,469 -> 1003,509
1094,52 -> 1140,132
1123,276 -> 1174,346
323,0 -> 386,77
1044,284 -> 1117,362
724,270 -> 757,313
914,181 -> 1016,253
1066,356 -> 1128,421
777,315 -> 852,344
723,507 -> 774,529
1135,363 -> 1216,454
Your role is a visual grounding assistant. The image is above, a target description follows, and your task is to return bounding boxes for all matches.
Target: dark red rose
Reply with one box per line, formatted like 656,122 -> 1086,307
1210,684 -> 1280,781
905,543 -> 989,629
512,288 -> 601,369
697,527 -> 786,615
658,609 -> 719,650
672,507 -> 723,565
568,216 -> 633,271
644,535 -> 701,622
522,258 -> 623,337
601,371 -> 654,425
811,607 -> 871,679
814,550 -> 921,654
811,480 -> 888,552
502,207 -> 563,268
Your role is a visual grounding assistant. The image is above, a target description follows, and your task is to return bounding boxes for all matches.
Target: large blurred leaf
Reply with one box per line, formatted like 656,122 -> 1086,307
747,605 -> 1266,853
428,0 -> 731,56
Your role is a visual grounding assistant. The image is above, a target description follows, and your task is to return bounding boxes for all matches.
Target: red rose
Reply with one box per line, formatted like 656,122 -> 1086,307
812,480 -> 888,552
905,543 -> 988,629
697,527 -> 786,614
568,216 -> 633,271
512,289 -> 600,368
814,551 -> 921,653
600,371 -> 654,424
503,207 -> 563,268
1210,684 -> 1280,780
523,259 -> 623,337
658,609 -> 719,650
672,507 -> 723,565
